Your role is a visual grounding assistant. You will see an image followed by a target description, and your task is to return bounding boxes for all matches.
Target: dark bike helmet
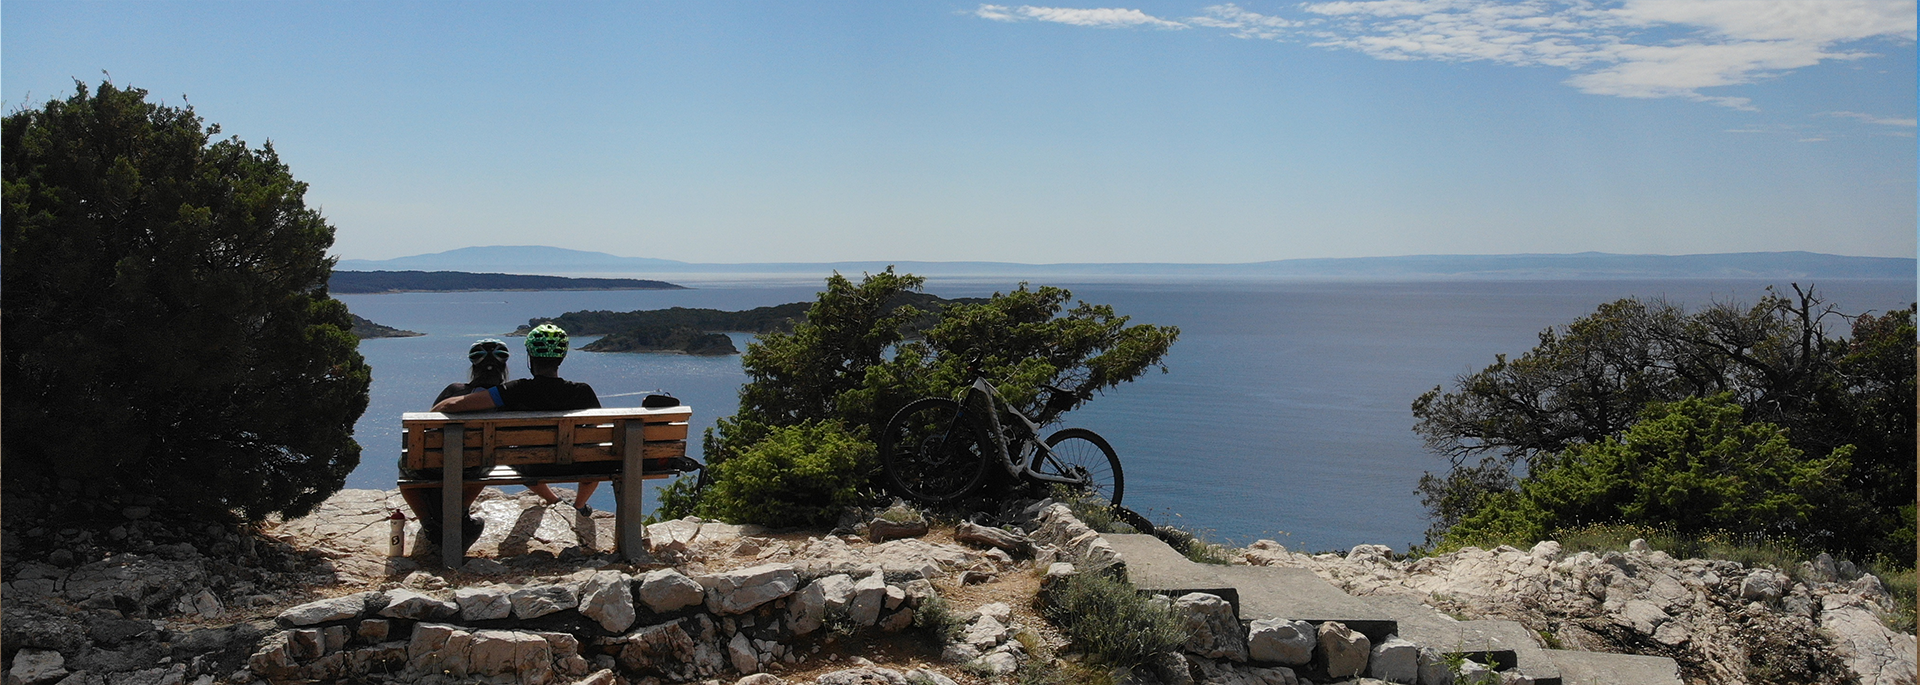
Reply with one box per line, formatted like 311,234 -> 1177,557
524,324 -> 570,359
467,338 -> 511,386
469,338 -> 511,363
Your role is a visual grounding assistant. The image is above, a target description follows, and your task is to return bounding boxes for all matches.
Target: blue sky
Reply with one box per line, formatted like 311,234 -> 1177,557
4,1 -> 1914,263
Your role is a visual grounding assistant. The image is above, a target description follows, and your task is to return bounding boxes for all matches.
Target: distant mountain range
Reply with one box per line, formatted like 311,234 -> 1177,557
336,246 -> 1916,281
329,269 -> 684,293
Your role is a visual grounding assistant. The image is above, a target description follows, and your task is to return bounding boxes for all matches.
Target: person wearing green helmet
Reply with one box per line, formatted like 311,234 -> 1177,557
433,323 -> 606,511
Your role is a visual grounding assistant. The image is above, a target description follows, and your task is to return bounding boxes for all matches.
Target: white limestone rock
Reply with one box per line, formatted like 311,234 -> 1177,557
639,568 -> 708,614
787,574 -> 855,636
699,563 -> 799,615
1739,568 -> 1788,601
1247,618 -> 1316,666
1347,544 -> 1394,563
579,570 -> 637,633
8,649 -> 68,685
455,585 -> 513,621
728,631 -> 759,675
1368,635 -> 1419,684
1821,593 -> 1920,685
974,602 -> 1012,624
277,591 -> 384,627
510,583 -> 580,619
466,629 -> 553,678
814,667 -> 912,684
1456,659 -> 1495,685
1175,592 -> 1248,662
1416,646 -> 1454,685
848,571 -> 888,626
903,669 -> 957,685
879,607 -> 914,632
1317,620 -> 1370,680
377,589 -> 458,621
971,650 -> 1020,676
615,618 -> 702,681
963,615 -> 1010,650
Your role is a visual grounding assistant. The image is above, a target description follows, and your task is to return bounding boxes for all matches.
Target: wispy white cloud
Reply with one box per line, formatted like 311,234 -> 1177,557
1822,110 -> 1919,126
973,0 -> 1917,110
1188,4 -> 1301,40
975,5 -> 1188,29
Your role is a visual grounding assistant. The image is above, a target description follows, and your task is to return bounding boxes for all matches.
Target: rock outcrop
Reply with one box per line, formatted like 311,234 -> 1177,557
1241,538 -> 1916,685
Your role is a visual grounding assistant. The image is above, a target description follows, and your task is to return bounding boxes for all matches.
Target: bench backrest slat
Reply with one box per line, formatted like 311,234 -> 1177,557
401,406 -> 693,472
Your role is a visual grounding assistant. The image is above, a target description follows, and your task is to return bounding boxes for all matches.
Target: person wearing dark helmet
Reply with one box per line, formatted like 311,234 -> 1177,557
401,338 -> 514,550
432,324 -> 605,511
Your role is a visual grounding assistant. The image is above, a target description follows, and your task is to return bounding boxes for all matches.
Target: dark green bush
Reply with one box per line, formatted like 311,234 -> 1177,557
687,421 -> 875,527
1440,394 -> 1851,553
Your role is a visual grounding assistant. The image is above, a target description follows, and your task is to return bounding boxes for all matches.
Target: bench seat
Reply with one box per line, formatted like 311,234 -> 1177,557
400,406 -> 695,567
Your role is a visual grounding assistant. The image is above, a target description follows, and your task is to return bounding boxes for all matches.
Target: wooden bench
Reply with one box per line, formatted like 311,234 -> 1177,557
399,406 -> 695,567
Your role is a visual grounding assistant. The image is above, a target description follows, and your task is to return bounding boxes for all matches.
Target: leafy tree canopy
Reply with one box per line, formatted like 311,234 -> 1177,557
2,81 -> 369,520
1441,394 -> 1852,551
1414,286 -> 1913,560
657,268 -> 1179,524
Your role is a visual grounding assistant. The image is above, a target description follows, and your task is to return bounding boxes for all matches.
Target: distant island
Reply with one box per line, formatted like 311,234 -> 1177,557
349,314 -> 423,339
329,270 -> 685,294
580,325 -> 738,355
520,291 -> 986,355
337,246 -> 1917,281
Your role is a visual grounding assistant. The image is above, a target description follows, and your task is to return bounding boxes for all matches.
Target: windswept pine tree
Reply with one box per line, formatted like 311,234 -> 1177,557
3,81 -> 371,520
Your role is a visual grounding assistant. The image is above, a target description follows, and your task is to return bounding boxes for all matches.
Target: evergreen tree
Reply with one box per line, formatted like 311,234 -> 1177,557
1413,286 -> 1914,559
3,81 -> 370,520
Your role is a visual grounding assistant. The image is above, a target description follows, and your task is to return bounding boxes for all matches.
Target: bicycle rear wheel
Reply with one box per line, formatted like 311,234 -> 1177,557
880,398 -> 991,503
1040,428 -> 1124,506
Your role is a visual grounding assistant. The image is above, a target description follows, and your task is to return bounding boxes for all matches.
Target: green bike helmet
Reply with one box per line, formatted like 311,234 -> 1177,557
524,324 -> 570,359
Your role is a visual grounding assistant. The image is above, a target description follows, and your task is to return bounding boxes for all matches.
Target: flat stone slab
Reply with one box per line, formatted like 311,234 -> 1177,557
1546,650 -> 1683,685
1103,534 -> 1397,643
1367,594 -> 1560,684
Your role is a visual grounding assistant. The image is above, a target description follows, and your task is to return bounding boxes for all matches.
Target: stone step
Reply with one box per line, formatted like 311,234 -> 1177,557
1099,533 -> 1685,685
1365,594 -> 1561,684
1545,650 -> 1685,685
1101,533 -> 1398,644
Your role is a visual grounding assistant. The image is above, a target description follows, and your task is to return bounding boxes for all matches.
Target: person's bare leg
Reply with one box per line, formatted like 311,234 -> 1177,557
526,483 -> 563,505
574,481 -> 599,511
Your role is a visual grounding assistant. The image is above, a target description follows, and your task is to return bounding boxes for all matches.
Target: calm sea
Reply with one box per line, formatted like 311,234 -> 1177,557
340,277 -> 1915,552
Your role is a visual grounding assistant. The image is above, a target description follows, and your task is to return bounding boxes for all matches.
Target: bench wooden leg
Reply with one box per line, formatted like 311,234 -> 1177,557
618,420 -> 648,562
442,424 -> 465,568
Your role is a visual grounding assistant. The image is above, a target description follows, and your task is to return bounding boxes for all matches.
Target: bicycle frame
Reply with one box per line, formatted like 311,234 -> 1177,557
959,378 -> 1086,486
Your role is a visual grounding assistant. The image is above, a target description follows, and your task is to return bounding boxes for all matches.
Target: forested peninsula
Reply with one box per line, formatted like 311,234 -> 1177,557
519,291 -> 987,355
349,314 -> 423,339
329,270 -> 685,293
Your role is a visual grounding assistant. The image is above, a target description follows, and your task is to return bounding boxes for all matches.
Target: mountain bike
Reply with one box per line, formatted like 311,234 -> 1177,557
879,377 -> 1123,505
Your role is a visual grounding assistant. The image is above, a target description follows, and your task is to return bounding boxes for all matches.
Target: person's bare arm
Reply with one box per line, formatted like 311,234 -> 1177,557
431,390 -> 498,413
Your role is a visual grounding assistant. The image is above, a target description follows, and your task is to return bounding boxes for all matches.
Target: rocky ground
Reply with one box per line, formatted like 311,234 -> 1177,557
2,479 -> 1913,685
1,485 -> 1075,685
1237,539 -> 1917,685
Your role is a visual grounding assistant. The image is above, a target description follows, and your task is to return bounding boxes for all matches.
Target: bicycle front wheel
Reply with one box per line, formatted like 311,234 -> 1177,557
1040,428 -> 1124,506
880,398 -> 991,503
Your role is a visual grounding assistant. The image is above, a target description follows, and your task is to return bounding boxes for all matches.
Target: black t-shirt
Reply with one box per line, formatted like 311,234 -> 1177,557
435,382 -> 494,404
494,376 -> 600,411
